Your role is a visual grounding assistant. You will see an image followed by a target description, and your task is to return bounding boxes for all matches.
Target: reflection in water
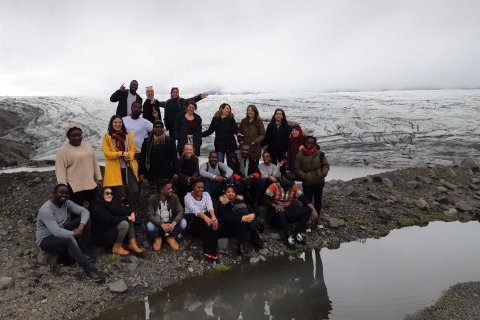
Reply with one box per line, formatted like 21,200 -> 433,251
95,249 -> 332,320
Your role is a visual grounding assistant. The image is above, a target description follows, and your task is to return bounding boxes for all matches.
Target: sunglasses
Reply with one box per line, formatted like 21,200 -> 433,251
104,192 -> 113,196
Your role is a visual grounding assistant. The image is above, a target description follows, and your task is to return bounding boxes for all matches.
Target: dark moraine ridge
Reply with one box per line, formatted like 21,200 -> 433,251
0,159 -> 479,319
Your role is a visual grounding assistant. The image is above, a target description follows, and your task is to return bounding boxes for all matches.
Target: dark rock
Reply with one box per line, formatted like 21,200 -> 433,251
407,181 -> 420,189
360,176 -> 373,183
372,176 -> 383,182
347,189 -> 360,197
367,193 -> 381,200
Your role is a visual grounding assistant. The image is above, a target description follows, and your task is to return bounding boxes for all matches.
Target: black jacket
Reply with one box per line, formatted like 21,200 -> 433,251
138,135 -> 177,180
164,95 -> 204,132
174,112 -> 203,156
227,152 -> 261,180
110,90 -> 143,117
91,200 -> 130,247
142,99 -> 163,123
202,116 -> 239,153
262,123 -> 291,155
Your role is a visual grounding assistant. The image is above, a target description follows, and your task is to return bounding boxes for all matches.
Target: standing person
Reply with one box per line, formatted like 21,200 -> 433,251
295,136 -> 330,217
218,185 -> 263,256
143,86 -> 163,124
200,151 -> 233,198
286,124 -> 305,177
238,104 -> 265,161
110,80 -> 143,117
122,102 -> 154,160
91,187 -> 143,255
175,143 -> 200,199
228,144 -> 263,205
139,120 -> 177,189
264,173 -> 318,249
36,184 -> 105,283
202,103 -> 239,163
164,87 -> 208,134
262,108 -> 291,165
184,180 -> 219,261
174,101 -> 202,156
55,124 -> 102,207
147,180 -> 187,251
102,115 -> 140,209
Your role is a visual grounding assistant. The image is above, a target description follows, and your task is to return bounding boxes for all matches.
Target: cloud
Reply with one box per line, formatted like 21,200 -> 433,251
0,0 -> 479,96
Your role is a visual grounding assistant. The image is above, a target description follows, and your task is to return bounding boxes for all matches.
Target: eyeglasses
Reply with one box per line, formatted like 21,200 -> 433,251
104,192 -> 113,196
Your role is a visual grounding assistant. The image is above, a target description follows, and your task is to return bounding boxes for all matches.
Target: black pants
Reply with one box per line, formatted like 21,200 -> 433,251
187,214 -> 219,256
273,205 -> 310,238
39,217 -> 95,272
222,218 -> 260,245
111,166 -> 139,211
303,183 -> 325,214
68,185 -> 98,208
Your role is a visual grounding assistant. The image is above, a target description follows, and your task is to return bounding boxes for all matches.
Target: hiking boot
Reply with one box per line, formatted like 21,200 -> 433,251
128,238 -> 144,254
294,233 -> 306,245
252,234 -> 264,249
286,235 -> 296,249
166,236 -> 180,251
84,270 -> 106,284
153,238 -> 162,251
237,243 -> 249,256
112,243 -> 129,256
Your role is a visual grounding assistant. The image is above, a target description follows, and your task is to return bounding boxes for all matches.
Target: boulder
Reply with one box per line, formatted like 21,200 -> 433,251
437,186 -> 448,193
444,208 -> 458,217
382,178 -> 394,188
0,276 -> 14,289
361,176 -> 373,183
440,179 -> 457,190
37,250 -> 59,266
407,181 -> 420,189
109,279 -> 128,293
367,193 -> 381,201
415,175 -> 432,184
372,176 -> 383,182
471,178 -> 480,184
187,256 -> 194,262
414,199 -> 429,210
456,201 -> 475,212
347,189 -> 360,197
460,158 -> 480,172
327,217 -> 346,229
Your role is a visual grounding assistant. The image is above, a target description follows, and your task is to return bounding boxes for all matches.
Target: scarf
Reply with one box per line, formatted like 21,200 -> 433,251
112,131 -> 126,152
290,124 -> 304,144
299,144 -> 318,155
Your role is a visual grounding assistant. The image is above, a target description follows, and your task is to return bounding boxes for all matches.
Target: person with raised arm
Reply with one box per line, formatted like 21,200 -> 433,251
110,80 -> 143,117
143,86 -> 163,124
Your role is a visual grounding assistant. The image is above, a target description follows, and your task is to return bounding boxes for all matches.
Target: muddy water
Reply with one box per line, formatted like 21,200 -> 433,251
95,221 -> 480,320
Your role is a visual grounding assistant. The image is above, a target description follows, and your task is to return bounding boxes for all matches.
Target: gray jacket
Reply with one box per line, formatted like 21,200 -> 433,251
199,161 -> 233,180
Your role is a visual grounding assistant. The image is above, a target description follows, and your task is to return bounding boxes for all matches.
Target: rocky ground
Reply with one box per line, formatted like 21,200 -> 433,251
0,159 -> 480,319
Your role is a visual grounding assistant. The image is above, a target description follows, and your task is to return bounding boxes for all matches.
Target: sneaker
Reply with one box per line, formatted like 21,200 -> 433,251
294,233 -> 306,245
286,235 -> 296,249
166,236 -> 180,251
84,270 -> 106,284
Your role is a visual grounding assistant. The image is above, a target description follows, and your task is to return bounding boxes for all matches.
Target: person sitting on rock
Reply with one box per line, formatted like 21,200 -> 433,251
227,144 -> 264,206
264,172 -> 318,249
90,187 -> 143,256
218,185 -> 264,256
36,184 -> 105,283
147,180 -> 187,251
200,151 -> 233,198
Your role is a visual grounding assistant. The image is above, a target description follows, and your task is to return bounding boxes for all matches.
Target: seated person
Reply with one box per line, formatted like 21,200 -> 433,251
264,173 -> 318,249
227,144 -> 264,205
90,187 -> 143,255
174,143 -> 199,200
36,184 -> 105,283
200,151 -> 233,198
258,150 -> 281,190
147,180 -> 187,251
184,180 -> 219,261
218,185 -> 264,256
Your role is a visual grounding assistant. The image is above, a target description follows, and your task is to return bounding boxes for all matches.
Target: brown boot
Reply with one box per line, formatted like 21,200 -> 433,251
112,243 -> 129,255
166,236 -> 179,251
128,238 -> 143,254
153,238 -> 162,251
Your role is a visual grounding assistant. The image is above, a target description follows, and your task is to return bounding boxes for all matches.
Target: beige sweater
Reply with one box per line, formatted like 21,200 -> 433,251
55,142 -> 102,193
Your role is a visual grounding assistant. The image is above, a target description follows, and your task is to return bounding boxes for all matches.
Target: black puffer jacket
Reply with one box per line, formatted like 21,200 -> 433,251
164,95 -> 204,131
202,116 -> 239,153
91,200 -> 130,247
110,90 -> 143,117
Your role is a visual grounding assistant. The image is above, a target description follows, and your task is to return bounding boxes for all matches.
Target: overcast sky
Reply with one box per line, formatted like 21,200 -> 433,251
0,0 -> 478,96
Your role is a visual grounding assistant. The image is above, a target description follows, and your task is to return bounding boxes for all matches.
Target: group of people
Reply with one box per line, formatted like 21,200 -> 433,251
35,80 -> 330,283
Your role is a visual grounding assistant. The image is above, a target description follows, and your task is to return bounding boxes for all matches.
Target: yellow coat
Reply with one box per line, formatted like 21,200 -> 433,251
102,132 -> 139,187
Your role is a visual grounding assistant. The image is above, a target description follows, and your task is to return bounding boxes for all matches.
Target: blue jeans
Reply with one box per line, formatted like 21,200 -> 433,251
203,176 -> 233,197
147,219 -> 187,238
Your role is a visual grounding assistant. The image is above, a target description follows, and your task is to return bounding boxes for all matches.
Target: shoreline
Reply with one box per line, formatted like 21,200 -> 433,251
0,160 -> 479,319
